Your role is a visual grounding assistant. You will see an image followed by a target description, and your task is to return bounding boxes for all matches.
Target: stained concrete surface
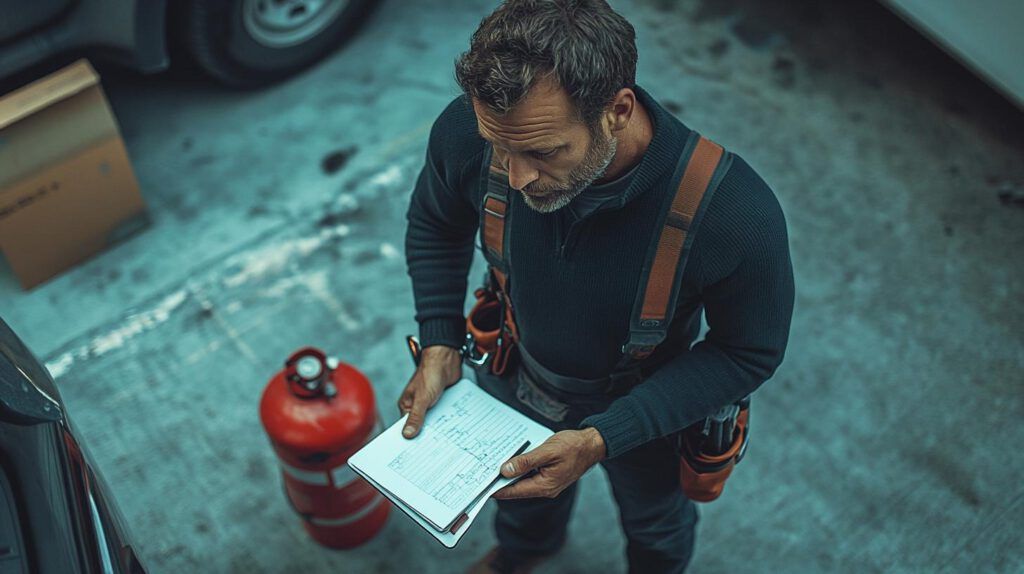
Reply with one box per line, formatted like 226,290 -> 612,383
2,0 -> 1023,572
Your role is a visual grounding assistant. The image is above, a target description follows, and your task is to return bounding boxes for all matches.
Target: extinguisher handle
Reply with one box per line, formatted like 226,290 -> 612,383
284,347 -> 333,398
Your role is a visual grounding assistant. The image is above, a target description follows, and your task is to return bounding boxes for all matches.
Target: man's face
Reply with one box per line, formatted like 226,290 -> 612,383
473,77 -> 618,214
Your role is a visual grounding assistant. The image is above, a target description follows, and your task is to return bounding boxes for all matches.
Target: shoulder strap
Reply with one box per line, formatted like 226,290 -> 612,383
621,132 -> 732,361
479,144 -> 511,274
477,144 -> 519,375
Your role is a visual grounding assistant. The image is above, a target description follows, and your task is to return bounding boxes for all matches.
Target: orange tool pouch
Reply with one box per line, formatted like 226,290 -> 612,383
677,398 -> 750,502
466,286 -> 501,358
465,268 -> 519,375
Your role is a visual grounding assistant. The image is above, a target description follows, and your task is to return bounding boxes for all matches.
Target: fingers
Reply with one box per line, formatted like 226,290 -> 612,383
501,444 -> 557,478
397,367 -> 436,438
397,346 -> 460,439
491,474 -> 560,500
403,365 -> 446,438
402,390 -> 433,438
397,388 -> 413,414
396,375 -> 418,415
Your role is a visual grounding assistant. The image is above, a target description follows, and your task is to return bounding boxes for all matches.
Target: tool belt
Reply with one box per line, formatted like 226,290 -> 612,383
465,131 -> 748,502
516,343 -> 644,395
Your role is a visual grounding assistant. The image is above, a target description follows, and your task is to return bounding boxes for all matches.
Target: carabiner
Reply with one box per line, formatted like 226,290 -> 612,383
462,331 -> 490,367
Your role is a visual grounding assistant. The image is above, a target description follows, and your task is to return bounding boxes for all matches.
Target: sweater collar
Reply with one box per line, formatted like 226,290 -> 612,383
605,84 -> 689,210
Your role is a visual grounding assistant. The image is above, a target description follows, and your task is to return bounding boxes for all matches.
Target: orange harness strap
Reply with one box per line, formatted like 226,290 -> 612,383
477,154 -> 519,375
641,137 -> 723,322
620,134 -> 729,362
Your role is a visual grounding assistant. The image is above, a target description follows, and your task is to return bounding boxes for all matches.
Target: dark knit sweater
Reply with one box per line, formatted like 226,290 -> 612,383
404,85 -> 795,459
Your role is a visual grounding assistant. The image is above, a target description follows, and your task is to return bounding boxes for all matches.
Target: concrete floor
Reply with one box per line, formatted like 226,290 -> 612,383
2,0 -> 1023,572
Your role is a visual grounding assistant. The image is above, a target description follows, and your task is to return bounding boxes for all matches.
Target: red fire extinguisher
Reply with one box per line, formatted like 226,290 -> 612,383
259,347 -> 389,548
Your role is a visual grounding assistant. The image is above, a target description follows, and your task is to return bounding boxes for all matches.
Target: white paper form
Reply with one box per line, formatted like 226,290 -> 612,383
348,379 -> 554,546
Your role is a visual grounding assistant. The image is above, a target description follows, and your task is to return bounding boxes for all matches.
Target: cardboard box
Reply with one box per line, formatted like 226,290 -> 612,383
0,59 -> 148,289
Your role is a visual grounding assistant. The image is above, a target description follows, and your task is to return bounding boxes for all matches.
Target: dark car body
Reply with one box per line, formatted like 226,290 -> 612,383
0,0 -> 379,88
0,0 -> 168,79
0,318 -> 145,573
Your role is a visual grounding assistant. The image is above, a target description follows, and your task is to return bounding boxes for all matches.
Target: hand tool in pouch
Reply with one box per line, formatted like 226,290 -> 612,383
677,395 -> 751,502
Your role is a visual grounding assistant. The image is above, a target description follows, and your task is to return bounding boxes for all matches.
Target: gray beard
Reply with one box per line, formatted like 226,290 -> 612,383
520,134 -> 618,214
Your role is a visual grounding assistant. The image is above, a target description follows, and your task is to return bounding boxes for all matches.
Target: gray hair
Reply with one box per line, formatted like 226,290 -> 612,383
455,0 -> 638,129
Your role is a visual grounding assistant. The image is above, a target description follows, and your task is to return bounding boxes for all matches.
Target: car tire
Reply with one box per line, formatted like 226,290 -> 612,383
179,0 -> 377,87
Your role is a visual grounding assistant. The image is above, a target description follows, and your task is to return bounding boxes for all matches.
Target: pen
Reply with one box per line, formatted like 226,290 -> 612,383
449,440 -> 531,534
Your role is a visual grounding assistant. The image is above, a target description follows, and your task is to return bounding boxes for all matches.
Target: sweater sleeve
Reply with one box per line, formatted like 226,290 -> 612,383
404,97 -> 484,349
580,156 -> 796,458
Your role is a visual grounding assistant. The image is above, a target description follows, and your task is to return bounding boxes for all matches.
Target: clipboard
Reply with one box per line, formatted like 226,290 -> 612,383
347,380 -> 554,547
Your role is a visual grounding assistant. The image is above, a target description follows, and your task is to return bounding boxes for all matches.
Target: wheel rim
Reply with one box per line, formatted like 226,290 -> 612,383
241,0 -> 350,48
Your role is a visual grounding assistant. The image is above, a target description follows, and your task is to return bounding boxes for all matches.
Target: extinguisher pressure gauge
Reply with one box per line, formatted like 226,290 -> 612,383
296,356 -> 323,383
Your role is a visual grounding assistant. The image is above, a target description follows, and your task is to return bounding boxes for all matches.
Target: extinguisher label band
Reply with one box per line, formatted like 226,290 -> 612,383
331,464 -> 359,488
280,461 -> 331,486
307,493 -> 386,527
281,461 -> 357,488
330,416 -> 384,489
281,417 -> 384,489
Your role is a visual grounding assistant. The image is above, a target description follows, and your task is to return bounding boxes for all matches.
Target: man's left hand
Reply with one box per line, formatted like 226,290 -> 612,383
492,427 -> 607,500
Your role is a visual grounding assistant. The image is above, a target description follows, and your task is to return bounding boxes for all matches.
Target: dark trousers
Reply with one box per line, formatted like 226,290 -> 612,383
475,365 -> 699,574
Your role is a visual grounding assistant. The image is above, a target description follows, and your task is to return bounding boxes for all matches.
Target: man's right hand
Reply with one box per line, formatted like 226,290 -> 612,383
397,345 -> 463,439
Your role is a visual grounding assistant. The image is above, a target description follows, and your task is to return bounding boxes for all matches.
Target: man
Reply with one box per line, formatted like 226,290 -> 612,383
401,1 -> 794,572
